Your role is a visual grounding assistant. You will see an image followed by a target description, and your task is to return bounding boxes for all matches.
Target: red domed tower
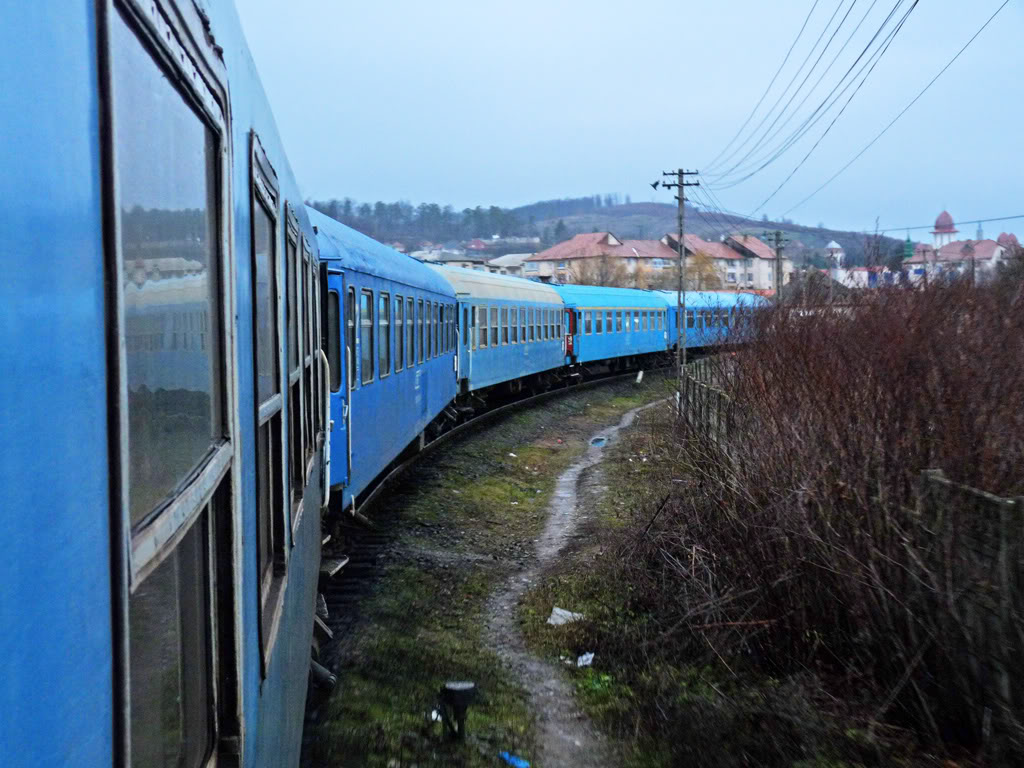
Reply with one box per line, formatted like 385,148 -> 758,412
931,210 -> 958,249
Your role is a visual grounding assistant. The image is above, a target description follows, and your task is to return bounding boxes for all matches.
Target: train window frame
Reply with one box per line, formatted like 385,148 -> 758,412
346,287 -> 357,388
434,301 -> 440,355
426,301 -> 433,359
406,297 -> 415,368
395,295 -> 404,372
519,306 -> 526,343
360,289 -> 374,384
378,293 -> 391,378
302,241 -> 315,480
101,1 -> 247,763
417,298 -> 425,362
625,310 -> 631,333
686,310 -> 695,329
501,307 -> 509,345
595,310 -> 603,334
284,208 -> 304,528
327,290 -> 341,392
489,306 -> 499,347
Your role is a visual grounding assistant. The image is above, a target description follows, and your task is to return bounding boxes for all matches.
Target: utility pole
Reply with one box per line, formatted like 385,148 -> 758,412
658,169 -> 699,417
764,229 -> 785,302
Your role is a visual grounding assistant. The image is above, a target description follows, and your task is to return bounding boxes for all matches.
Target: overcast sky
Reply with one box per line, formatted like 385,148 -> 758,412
237,0 -> 1022,234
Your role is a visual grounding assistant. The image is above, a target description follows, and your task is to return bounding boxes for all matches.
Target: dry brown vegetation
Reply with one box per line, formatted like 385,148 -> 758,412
526,280 -> 1024,766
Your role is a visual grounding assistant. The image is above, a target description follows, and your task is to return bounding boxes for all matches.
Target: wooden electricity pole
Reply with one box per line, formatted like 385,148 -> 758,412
764,229 -> 785,301
661,169 -> 699,417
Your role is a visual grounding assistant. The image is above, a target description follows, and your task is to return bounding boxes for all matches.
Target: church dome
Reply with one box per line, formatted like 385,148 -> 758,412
933,210 -> 957,233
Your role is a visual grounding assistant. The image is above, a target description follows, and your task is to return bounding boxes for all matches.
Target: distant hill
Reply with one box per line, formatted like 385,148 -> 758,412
307,192 -> 905,269
516,199 -> 904,269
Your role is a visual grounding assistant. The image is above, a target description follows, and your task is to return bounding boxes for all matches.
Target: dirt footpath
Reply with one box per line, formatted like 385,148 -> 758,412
304,376 -> 670,768
485,399 -> 664,768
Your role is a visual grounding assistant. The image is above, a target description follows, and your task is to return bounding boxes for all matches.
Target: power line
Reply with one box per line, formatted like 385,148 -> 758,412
704,0 -> 823,173
710,0 -> 883,181
708,0 -> 848,175
782,0 -> 1012,216
751,0 -> 919,213
710,0 -> 909,190
875,214 -> 1024,235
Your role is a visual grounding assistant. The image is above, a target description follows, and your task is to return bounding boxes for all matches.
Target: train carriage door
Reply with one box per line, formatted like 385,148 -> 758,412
564,307 -> 577,363
325,269 -> 349,488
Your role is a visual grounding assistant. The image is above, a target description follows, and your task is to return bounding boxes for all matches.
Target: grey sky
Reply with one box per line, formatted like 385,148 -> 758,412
237,0 -> 1022,234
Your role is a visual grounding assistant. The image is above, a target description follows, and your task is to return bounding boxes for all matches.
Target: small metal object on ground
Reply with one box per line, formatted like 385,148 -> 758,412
438,681 -> 476,740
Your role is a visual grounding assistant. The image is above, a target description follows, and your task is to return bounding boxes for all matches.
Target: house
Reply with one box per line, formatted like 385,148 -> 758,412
522,232 -> 678,284
486,253 -> 531,277
662,233 -> 748,289
721,233 -> 795,290
903,211 -> 1015,284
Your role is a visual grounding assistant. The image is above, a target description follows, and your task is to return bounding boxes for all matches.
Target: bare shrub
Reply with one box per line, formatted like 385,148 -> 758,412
629,281 -> 1024,760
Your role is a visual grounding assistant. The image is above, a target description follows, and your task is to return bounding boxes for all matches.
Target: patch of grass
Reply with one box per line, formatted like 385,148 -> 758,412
309,374 -> 671,767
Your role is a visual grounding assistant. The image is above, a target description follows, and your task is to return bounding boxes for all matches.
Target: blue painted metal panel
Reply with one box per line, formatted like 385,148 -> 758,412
659,291 -> 768,350
204,4 -> 324,765
429,266 -> 566,392
312,209 -> 458,503
0,3 -> 114,766
551,285 -> 669,365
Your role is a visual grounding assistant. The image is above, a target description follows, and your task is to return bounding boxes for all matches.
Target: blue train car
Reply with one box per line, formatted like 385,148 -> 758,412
314,209 -> 458,508
660,290 -> 768,349
430,266 -> 566,396
551,285 -> 669,367
1,1 -> 327,766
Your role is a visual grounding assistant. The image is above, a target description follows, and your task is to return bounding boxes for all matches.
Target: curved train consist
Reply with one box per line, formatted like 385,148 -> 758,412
0,1 -> 764,766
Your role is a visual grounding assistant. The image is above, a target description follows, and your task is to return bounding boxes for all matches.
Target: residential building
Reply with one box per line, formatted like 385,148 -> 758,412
486,253 -> 531,277
904,210 -> 1015,284
522,232 -> 678,284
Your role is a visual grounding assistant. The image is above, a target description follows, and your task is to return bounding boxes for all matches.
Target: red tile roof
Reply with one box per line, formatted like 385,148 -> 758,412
525,232 -> 675,262
905,239 -> 1002,264
725,233 -> 776,260
663,233 -> 743,260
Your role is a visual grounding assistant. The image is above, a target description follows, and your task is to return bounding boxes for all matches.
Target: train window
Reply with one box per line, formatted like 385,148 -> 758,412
463,307 -> 469,346
633,311 -> 639,332
489,307 -> 498,347
520,307 -> 526,342
510,307 -> 517,344
501,307 -> 509,345
302,252 -> 314,465
360,290 -> 374,383
406,298 -> 414,364
426,303 -> 432,359
614,312 -> 621,333
584,311 -> 592,334
346,288 -> 356,387
641,312 -> 648,331
625,311 -> 631,333
111,9 -> 240,762
723,310 -> 730,328
417,299 -> 425,362
686,310 -> 695,329
479,305 -> 488,348
328,291 -> 341,391
435,302 -> 441,355
395,296 -> 404,372
660,312 -> 666,330
594,310 -> 602,334
287,234 -> 299,372
115,32 -> 220,524
604,311 -> 611,333
379,294 -> 390,377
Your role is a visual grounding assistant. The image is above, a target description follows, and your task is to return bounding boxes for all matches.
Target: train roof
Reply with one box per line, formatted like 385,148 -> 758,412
429,265 -> 563,303
655,290 -> 770,308
308,207 -> 453,296
550,284 -> 667,308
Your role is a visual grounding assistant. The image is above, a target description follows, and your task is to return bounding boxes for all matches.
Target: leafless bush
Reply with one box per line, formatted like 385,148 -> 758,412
629,282 -> 1024,760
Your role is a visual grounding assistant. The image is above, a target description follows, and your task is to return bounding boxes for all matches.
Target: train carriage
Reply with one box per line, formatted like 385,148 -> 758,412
2,1 -> 329,766
660,290 -> 768,349
313,208 -> 458,507
429,266 -> 566,396
552,284 -> 670,368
